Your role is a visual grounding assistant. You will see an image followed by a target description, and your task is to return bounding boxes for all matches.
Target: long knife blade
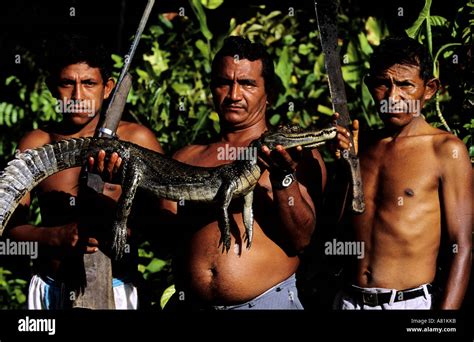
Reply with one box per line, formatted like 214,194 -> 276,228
314,0 -> 365,213
97,0 -> 155,138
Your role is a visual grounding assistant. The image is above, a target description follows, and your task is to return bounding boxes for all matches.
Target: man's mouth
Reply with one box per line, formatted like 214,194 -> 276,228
224,105 -> 245,111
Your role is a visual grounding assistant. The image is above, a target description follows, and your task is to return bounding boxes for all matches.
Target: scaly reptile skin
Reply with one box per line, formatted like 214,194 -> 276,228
0,126 -> 336,258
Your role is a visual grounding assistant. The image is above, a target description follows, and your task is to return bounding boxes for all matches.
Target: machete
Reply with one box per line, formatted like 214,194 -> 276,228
73,0 -> 155,309
314,0 -> 365,214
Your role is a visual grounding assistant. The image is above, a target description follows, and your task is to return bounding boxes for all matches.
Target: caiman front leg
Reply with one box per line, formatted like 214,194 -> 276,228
242,188 -> 254,249
112,166 -> 141,259
216,180 -> 237,253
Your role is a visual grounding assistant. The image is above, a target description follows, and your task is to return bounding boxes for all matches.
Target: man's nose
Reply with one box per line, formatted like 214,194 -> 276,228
387,85 -> 402,100
229,82 -> 242,101
72,83 -> 82,100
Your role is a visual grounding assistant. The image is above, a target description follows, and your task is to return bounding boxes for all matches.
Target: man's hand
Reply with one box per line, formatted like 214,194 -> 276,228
332,112 -> 359,156
258,145 -> 302,174
258,144 -> 303,189
88,150 -> 122,183
50,223 -> 99,253
86,150 -> 123,201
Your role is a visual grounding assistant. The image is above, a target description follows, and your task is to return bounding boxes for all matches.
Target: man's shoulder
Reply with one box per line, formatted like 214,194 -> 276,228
117,121 -> 152,141
431,129 -> 468,158
117,121 -> 163,152
18,129 -> 51,151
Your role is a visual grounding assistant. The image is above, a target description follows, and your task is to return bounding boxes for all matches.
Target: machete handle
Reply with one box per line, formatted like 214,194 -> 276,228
341,149 -> 365,213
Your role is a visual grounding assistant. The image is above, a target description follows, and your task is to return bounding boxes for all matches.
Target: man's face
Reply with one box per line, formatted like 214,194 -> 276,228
54,62 -> 114,126
368,63 -> 438,128
211,56 -> 268,129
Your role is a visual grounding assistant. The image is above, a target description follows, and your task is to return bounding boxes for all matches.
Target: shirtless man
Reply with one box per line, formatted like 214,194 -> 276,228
161,36 -> 326,310
333,36 -> 472,309
5,35 -> 163,309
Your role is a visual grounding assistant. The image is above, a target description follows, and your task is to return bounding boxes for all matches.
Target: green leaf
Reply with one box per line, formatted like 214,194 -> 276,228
4,104 -> 13,127
209,111 -> 220,122
200,0 -> 224,10
160,284 -> 176,309
342,64 -> 361,89
429,15 -> 447,27
308,88 -> 325,99
405,0 -> 432,38
189,0 -> 213,41
365,17 -> 381,46
171,83 -> 192,95
143,42 -> 169,76
111,54 -> 123,68
5,75 -> 17,86
195,39 -> 210,60
275,46 -> 292,91
298,43 -> 313,55
358,32 -> 373,56
317,104 -> 333,116
146,258 -> 167,273
269,114 -> 281,125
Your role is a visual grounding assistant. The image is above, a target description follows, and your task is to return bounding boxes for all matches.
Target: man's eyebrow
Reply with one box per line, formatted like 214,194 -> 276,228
395,79 -> 414,83
58,77 -> 99,82
237,78 -> 257,85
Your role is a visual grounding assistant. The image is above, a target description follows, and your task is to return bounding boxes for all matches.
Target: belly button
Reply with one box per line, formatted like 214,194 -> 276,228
404,188 -> 414,197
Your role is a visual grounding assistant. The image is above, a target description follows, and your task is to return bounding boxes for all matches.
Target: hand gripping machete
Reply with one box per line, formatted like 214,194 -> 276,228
314,0 -> 365,214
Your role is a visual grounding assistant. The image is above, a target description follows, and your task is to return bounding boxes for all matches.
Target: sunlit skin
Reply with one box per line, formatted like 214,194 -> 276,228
161,56 -> 326,304
7,63 -> 163,279
335,63 -> 472,309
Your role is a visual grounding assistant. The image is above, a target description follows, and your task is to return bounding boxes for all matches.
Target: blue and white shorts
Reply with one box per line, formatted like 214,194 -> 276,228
27,274 -> 138,310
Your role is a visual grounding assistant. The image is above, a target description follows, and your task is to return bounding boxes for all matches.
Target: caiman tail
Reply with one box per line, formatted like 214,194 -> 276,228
0,138 -> 93,235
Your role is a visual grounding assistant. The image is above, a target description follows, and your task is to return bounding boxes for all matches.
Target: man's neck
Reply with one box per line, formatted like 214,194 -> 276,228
221,120 -> 268,146
55,115 -> 100,138
384,116 -> 428,139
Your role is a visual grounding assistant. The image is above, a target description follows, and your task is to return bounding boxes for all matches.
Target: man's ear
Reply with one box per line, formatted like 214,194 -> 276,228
423,78 -> 440,101
103,78 -> 115,99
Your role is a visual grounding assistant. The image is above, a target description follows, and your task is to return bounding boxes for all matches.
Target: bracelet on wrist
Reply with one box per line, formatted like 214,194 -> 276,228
270,171 -> 296,190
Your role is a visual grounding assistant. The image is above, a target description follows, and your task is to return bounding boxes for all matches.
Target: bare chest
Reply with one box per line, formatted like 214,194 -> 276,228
361,138 -> 440,203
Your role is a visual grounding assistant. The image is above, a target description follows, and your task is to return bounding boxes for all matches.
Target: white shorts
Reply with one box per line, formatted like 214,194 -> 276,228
28,274 -> 138,310
333,284 -> 433,310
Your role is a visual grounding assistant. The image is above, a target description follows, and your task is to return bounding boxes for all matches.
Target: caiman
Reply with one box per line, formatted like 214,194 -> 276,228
0,125 -> 337,258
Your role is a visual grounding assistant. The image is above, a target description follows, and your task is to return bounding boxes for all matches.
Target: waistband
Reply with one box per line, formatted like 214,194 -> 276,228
210,273 -> 297,310
347,283 -> 432,306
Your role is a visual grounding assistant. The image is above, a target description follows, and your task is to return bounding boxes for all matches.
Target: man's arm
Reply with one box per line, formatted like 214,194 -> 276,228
260,146 -> 327,253
6,130 -> 98,253
438,136 -> 472,309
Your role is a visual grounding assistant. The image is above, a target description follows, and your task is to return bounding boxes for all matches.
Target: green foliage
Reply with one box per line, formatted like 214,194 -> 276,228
0,267 -> 27,309
406,0 -> 473,144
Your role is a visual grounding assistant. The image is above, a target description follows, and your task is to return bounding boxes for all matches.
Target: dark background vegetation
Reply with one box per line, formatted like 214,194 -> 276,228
0,0 -> 472,311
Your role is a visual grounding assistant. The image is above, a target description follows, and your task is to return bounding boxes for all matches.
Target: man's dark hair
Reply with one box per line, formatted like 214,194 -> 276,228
369,36 -> 434,82
45,34 -> 112,88
211,36 -> 277,104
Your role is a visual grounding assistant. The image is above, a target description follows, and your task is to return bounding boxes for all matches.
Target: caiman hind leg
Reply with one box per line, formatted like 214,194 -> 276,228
242,188 -> 254,249
216,181 -> 238,253
111,167 -> 141,259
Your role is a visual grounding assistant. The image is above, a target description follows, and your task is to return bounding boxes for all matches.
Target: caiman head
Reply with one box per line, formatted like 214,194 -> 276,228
251,125 -> 337,151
